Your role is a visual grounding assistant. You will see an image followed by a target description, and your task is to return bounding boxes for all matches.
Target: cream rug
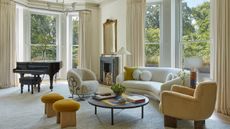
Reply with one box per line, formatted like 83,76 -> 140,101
0,81 -> 229,129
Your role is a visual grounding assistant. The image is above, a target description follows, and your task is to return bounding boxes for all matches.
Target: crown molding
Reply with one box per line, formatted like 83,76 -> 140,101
14,0 -> 99,12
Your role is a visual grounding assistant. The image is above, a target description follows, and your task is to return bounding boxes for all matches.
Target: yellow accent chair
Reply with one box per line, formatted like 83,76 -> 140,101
41,93 -> 64,117
159,81 -> 217,129
53,99 -> 80,128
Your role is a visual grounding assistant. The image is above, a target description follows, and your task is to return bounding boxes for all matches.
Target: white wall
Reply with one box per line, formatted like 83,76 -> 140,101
100,0 -> 127,52
100,0 -> 127,73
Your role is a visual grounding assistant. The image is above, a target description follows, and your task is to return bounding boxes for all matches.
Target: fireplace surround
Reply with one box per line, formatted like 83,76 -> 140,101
100,56 -> 119,85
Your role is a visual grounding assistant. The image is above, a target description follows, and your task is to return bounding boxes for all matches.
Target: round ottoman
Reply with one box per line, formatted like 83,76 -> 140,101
53,99 -> 80,128
41,93 -> 64,117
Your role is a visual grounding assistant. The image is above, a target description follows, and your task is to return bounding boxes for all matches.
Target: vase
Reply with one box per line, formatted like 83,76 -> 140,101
114,92 -> 123,97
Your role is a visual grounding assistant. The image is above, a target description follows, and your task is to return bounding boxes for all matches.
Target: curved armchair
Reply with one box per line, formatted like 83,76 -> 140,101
159,81 -> 217,129
67,68 -> 99,100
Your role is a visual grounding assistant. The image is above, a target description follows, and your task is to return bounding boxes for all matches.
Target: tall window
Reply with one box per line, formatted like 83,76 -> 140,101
145,3 -> 160,67
31,13 -> 57,61
70,15 -> 79,68
181,0 -> 210,80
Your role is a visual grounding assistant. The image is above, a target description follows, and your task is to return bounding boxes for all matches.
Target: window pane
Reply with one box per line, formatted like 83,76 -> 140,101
182,0 -> 210,41
145,43 -> 160,67
72,46 -> 78,68
145,3 -> 160,67
72,16 -> 79,45
182,0 -> 210,81
31,46 -> 56,61
31,14 -> 57,61
72,15 -> 79,68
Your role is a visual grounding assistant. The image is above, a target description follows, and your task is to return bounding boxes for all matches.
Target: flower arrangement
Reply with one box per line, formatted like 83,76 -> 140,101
177,70 -> 189,85
111,83 -> 126,96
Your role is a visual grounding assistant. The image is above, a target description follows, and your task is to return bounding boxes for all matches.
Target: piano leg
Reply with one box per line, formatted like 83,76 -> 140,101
50,75 -> 54,91
31,85 -> 34,94
20,73 -> 24,94
28,85 -> 30,92
38,83 -> 40,92
21,84 -> 23,94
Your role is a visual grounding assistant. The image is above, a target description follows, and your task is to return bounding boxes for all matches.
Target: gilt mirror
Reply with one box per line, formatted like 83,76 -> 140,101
103,19 -> 117,54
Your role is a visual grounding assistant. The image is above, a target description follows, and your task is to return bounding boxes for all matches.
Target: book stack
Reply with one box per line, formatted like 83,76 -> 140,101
126,95 -> 145,103
93,92 -> 116,100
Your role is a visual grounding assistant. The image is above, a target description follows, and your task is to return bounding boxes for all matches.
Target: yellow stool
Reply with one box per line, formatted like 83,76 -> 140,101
41,93 -> 64,117
53,99 -> 80,128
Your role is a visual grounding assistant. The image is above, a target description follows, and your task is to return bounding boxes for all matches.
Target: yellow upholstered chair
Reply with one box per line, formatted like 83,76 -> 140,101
41,93 -> 64,117
53,99 -> 80,128
159,81 -> 217,129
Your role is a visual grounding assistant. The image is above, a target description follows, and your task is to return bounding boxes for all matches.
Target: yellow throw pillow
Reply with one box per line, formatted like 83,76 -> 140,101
124,66 -> 137,80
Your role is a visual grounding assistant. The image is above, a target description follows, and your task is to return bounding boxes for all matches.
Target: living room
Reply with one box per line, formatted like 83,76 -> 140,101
0,0 -> 230,129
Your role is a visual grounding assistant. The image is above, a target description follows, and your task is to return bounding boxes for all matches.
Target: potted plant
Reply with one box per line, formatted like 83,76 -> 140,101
111,83 -> 126,96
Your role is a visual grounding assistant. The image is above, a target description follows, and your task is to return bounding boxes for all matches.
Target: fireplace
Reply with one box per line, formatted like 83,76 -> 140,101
100,56 -> 119,85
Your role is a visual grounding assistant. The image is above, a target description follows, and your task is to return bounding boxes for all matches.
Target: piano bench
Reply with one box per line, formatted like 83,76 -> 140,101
19,76 -> 42,94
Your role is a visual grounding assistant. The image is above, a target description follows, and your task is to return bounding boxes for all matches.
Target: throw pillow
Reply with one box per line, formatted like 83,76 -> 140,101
124,66 -> 137,80
140,70 -> 152,81
132,69 -> 142,80
165,73 -> 174,82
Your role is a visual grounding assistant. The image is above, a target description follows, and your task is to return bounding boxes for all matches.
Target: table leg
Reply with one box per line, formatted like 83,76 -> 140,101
141,106 -> 144,119
111,108 -> 114,125
95,106 -> 97,115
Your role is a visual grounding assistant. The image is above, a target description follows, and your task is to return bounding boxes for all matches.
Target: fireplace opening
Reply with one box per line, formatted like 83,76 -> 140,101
104,63 -> 111,73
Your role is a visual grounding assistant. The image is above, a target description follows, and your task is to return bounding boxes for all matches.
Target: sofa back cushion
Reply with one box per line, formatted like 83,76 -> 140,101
138,67 -> 182,83
124,67 -> 137,80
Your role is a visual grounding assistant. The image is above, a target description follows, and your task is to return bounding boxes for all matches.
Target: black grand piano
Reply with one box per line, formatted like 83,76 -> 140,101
13,61 -> 62,91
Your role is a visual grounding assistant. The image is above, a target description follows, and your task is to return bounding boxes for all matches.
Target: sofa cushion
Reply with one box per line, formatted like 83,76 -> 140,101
132,69 -> 142,80
165,73 -> 174,82
124,67 -> 136,80
140,70 -> 152,81
122,81 -> 162,96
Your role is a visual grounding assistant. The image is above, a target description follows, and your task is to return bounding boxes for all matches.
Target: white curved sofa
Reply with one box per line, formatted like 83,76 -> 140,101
116,67 -> 190,100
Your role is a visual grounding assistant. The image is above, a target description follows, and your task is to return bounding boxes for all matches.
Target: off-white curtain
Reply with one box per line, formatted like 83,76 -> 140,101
211,0 -> 230,117
79,7 -> 100,77
0,0 -> 16,88
126,0 -> 146,67
79,11 -> 91,69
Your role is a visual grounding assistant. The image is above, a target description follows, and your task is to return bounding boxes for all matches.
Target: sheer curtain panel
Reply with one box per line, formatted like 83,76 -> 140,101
0,0 -> 16,88
126,0 -> 146,67
79,7 -> 100,77
211,0 -> 230,117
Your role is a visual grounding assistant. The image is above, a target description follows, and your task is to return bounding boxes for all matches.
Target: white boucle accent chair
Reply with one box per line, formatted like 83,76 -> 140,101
116,67 -> 190,100
67,68 -> 99,100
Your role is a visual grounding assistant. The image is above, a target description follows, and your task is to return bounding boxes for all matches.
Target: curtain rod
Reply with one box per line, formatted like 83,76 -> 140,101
13,0 -> 91,13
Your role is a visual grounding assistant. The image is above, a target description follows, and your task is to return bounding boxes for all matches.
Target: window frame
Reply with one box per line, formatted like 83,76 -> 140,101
144,2 -> 162,67
29,11 -> 60,61
67,13 -> 80,69
179,0 -> 211,68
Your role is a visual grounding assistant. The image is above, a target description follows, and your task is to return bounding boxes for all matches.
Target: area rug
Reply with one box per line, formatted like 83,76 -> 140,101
0,81 -> 229,129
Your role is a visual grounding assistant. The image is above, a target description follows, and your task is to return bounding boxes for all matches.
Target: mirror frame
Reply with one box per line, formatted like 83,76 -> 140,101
103,19 -> 117,55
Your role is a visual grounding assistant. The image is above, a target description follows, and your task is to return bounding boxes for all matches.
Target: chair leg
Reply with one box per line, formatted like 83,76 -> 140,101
60,112 -> 76,128
164,115 -> 177,128
44,104 -> 47,114
194,120 -> 205,129
56,112 -> 60,123
46,103 -> 56,117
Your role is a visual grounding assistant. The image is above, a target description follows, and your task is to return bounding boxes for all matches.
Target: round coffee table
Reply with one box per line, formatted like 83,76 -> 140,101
88,95 -> 149,125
